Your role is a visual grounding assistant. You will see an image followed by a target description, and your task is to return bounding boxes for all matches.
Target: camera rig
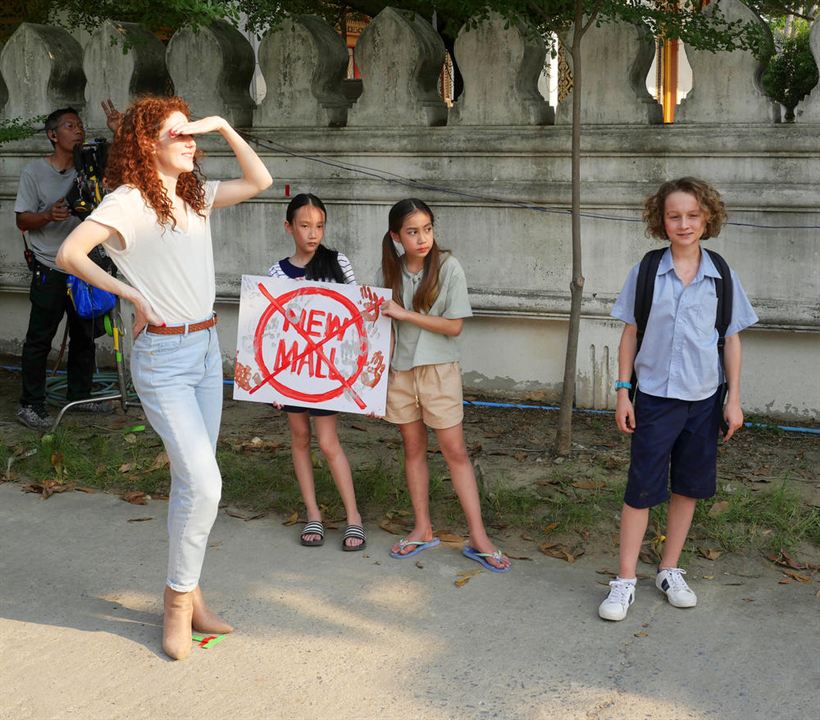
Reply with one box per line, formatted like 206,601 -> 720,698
65,138 -> 108,219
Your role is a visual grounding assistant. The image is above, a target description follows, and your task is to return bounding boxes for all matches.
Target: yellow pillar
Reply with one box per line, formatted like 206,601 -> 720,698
662,39 -> 679,124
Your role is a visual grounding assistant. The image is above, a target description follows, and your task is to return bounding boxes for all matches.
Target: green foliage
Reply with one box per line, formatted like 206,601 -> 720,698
0,116 -> 46,145
24,0 -> 374,37
695,482 -> 820,555
42,0 -> 240,34
21,0 -> 782,54
439,0 -> 774,56
762,21 -> 818,119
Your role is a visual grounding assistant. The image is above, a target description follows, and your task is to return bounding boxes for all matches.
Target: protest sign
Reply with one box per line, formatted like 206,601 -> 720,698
233,276 -> 392,415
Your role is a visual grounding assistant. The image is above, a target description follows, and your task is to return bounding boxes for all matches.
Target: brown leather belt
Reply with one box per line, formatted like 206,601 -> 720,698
146,314 -> 218,335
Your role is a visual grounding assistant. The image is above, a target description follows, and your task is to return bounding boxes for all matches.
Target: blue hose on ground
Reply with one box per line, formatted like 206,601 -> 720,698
0,365 -> 140,406
2,365 -> 818,435
43,370 -> 140,406
463,399 -> 820,436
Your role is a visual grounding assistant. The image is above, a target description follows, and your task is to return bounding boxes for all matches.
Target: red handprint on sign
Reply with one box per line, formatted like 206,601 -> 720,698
359,286 -> 382,322
234,356 -> 252,391
360,350 -> 385,388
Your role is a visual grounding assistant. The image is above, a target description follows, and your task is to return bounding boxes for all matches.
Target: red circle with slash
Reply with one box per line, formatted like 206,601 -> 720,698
253,286 -> 368,404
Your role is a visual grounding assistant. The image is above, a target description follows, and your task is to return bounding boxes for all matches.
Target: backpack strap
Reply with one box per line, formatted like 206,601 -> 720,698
704,249 -> 733,434
629,248 -> 665,401
704,248 -> 733,356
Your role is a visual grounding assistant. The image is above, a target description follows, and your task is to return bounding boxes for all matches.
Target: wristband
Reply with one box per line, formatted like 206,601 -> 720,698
614,381 -> 632,391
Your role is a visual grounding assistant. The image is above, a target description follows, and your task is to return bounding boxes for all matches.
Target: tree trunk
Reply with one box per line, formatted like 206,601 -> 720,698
554,0 -> 590,456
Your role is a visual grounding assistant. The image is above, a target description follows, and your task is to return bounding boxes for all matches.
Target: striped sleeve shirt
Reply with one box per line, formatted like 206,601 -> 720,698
267,252 -> 356,284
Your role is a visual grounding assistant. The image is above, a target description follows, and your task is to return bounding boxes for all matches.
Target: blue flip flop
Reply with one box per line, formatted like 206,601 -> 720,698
389,537 -> 441,559
462,545 -> 512,573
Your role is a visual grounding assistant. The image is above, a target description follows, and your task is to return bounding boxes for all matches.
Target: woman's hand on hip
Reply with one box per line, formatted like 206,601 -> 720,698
130,291 -> 162,336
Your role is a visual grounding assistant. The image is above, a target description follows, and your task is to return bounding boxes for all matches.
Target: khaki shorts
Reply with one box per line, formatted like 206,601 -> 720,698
385,362 -> 464,429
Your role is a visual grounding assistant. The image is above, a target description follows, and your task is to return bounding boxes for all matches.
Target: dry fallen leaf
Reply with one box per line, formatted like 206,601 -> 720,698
378,519 -> 406,535
781,570 -> 811,584
454,569 -> 481,588
22,480 -> 72,499
539,542 -> 584,563
521,532 -> 534,542
698,547 -> 722,561
435,532 -> 464,544
224,507 -> 265,521
708,500 -> 730,518
123,434 -> 137,445
148,451 -> 169,471
118,463 -> 132,473
121,490 -> 148,505
232,437 -> 282,453
543,522 -> 559,535
634,631 -> 649,638
572,479 -> 606,490
767,550 -> 813,571
282,511 -> 300,526
50,451 -> 66,481
415,560 -> 424,569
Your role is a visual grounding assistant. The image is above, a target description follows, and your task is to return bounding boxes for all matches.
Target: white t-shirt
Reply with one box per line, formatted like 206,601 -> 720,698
88,181 -> 220,324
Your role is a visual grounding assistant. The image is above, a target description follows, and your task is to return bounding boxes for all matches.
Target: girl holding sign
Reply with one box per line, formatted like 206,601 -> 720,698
268,194 -> 366,552
57,96 -> 273,659
380,199 -> 511,573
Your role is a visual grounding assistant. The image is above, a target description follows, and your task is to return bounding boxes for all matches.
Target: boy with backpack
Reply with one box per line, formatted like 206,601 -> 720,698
599,177 -> 758,621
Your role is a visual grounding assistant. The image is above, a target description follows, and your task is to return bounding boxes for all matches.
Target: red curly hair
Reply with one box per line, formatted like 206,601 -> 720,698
105,96 -> 205,228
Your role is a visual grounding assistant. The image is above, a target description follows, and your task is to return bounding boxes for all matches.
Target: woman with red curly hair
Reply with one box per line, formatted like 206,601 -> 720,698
57,96 -> 272,660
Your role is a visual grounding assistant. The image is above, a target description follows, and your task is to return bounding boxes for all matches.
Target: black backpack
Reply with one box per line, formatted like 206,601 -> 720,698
631,248 -> 733,417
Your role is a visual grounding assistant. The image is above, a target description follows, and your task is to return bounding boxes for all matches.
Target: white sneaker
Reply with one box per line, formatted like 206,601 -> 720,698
656,568 -> 697,608
598,579 -> 636,621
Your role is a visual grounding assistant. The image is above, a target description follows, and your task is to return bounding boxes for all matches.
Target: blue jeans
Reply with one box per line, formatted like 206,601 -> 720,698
131,324 -> 223,592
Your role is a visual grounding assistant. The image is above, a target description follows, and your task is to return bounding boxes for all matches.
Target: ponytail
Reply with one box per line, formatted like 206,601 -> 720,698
381,231 -> 404,305
382,198 -> 445,314
305,244 -> 346,284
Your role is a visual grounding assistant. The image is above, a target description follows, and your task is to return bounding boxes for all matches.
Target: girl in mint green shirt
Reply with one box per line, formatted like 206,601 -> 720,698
379,198 -> 511,573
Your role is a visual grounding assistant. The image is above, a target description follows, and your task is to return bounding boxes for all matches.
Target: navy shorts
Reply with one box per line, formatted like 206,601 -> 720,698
624,389 -> 723,509
283,405 -> 337,418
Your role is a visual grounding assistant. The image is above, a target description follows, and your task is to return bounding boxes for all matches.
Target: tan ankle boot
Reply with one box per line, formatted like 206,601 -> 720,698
163,586 -> 193,660
191,586 -> 234,635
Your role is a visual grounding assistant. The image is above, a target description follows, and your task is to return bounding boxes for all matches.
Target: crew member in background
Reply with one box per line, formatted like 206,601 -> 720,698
14,106 -> 116,429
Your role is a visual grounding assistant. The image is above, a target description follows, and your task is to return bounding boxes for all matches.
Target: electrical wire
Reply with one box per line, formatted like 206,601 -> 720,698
239,131 -> 820,231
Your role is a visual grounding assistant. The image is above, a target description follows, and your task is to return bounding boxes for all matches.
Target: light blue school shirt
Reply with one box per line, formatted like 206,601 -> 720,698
611,248 -> 758,401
